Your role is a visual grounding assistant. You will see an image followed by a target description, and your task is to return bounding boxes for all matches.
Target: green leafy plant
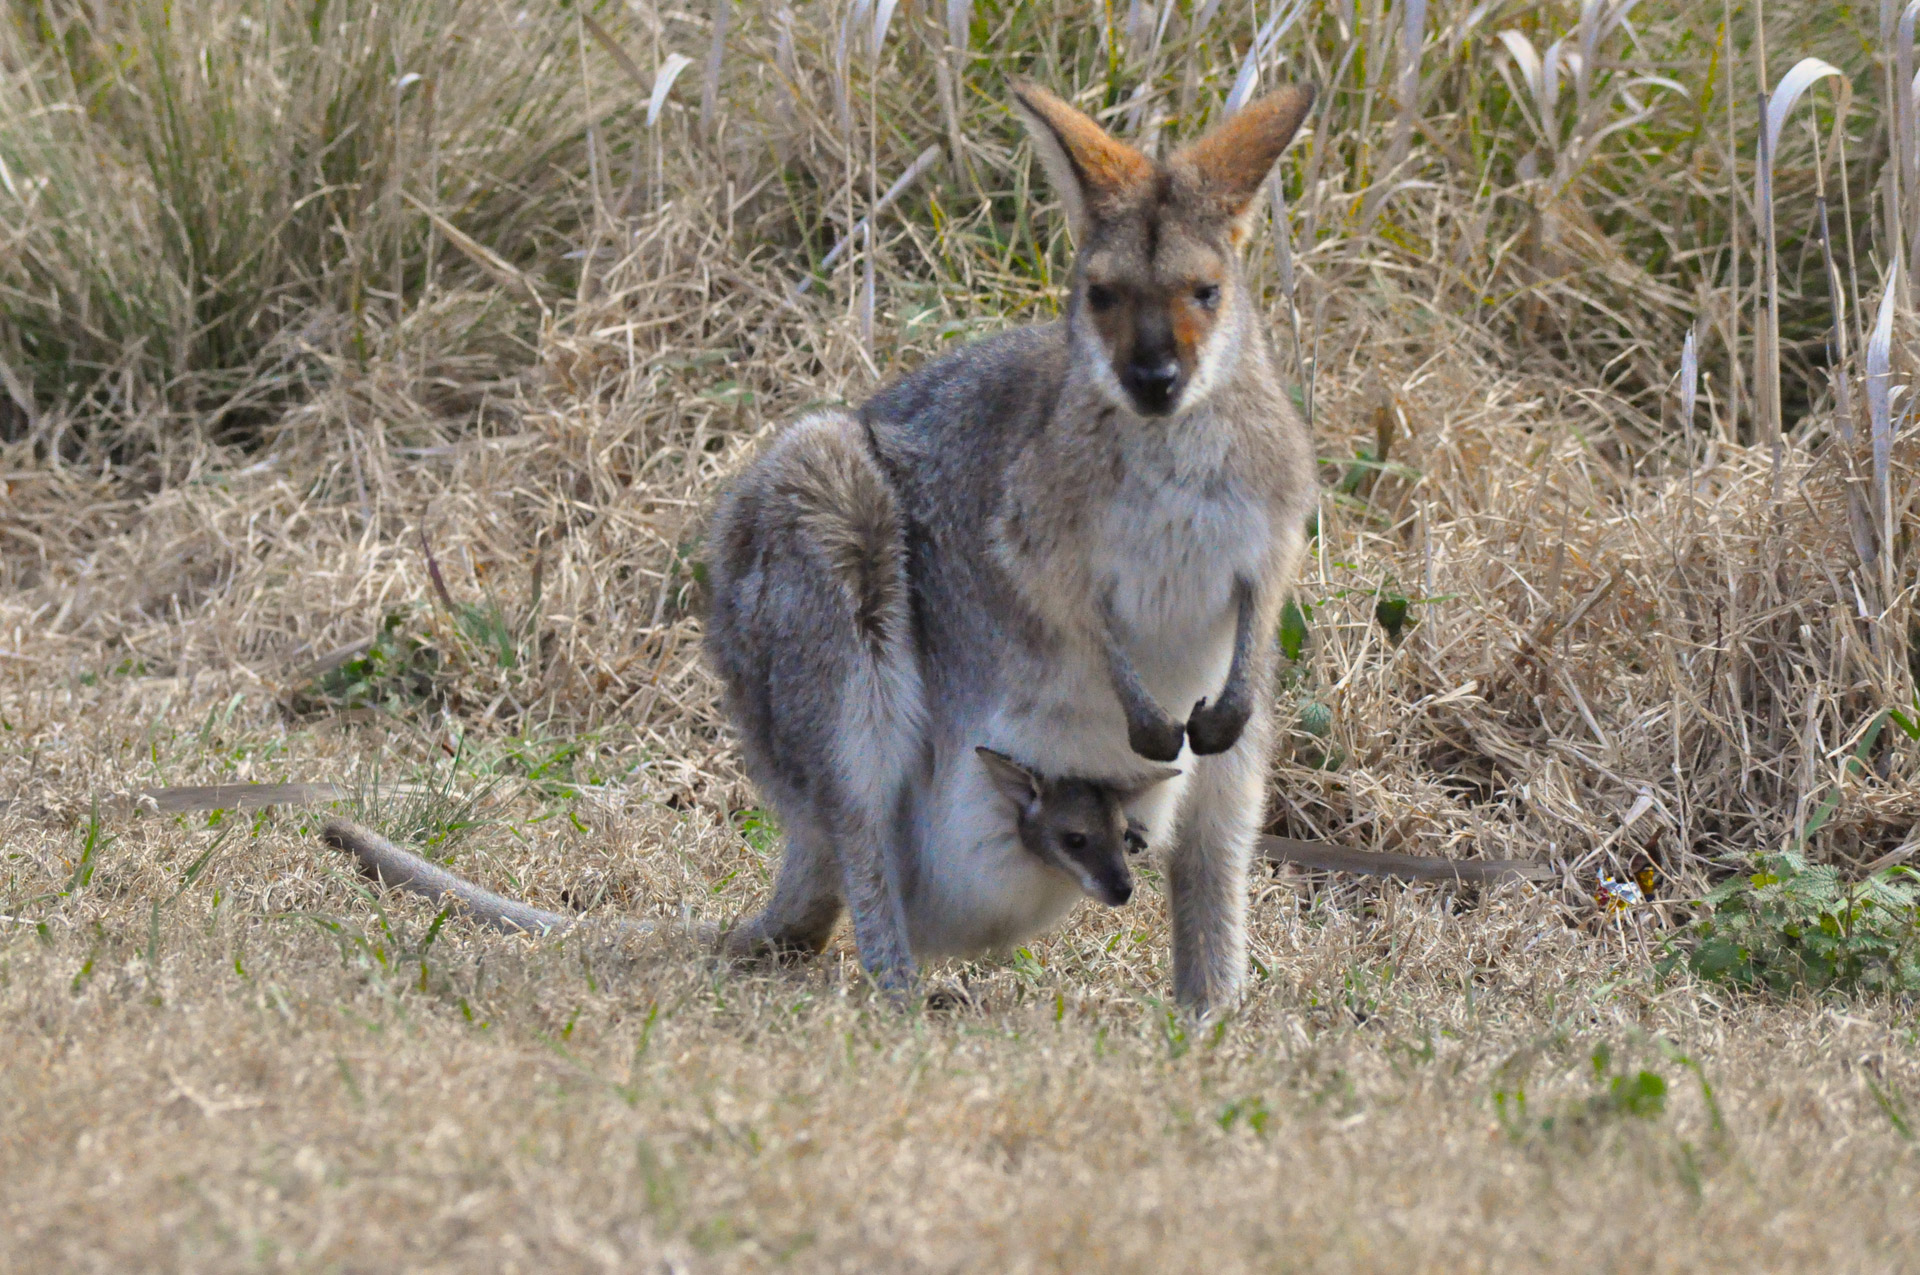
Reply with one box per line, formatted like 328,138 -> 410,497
732,808 -> 780,856
1278,597 -> 1312,664
1372,580 -> 1414,646
301,611 -> 444,716
1664,851 -> 1920,996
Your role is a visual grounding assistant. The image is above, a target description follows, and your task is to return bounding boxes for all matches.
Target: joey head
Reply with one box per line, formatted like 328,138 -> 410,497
975,747 -> 1179,908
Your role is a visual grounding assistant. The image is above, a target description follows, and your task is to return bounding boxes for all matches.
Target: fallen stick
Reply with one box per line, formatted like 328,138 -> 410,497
1259,835 -> 1550,885
101,782 -> 434,816
135,782 -> 345,814
320,818 -> 712,943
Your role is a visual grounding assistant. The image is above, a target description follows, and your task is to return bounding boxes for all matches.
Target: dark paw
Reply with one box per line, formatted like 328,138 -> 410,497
1186,695 -> 1251,755
1127,713 -> 1186,763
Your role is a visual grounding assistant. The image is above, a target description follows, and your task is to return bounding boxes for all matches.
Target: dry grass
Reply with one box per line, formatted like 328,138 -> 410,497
5,0 -> 1920,1269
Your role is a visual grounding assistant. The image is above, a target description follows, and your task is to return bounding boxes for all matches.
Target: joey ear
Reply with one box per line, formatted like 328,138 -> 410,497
976,747 -> 1041,811
1116,765 -> 1183,805
1010,79 -> 1153,239
1173,84 -> 1315,243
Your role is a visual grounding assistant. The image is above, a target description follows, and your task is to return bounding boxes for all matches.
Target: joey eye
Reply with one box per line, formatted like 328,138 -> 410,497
1061,832 -> 1088,851
1086,284 -> 1118,311
1192,283 -> 1221,308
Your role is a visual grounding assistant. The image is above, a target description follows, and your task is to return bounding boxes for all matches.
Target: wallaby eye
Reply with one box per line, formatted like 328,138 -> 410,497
1086,283 -> 1118,311
1061,832 -> 1088,851
1192,283 -> 1221,308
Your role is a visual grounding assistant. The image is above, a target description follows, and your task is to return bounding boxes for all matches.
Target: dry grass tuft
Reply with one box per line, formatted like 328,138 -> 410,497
5,1 -> 1920,1269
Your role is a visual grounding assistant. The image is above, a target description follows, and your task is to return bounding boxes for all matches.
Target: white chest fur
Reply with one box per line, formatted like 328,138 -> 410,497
1092,421 -> 1269,673
988,419 -> 1270,769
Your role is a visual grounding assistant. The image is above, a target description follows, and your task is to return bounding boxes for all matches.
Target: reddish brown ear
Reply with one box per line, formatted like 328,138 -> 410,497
1010,79 -> 1154,238
1174,85 -> 1315,235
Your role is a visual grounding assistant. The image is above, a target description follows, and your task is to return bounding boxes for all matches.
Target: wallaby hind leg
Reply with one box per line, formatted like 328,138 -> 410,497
704,410 -> 923,997
834,811 -> 916,995
723,813 -> 844,958
824,672 -> 921,995
1166,694 -> 1273,1015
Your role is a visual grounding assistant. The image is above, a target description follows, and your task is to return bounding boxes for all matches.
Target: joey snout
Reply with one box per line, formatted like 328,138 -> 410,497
1090,869 -> 1135,907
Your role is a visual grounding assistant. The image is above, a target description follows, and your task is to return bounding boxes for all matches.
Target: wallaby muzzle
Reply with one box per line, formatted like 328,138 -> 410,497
1123,356 -> 1183,415
1121,308 -> 1184,415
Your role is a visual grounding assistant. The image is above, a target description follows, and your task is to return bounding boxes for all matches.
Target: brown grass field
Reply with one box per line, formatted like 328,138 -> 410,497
5,1 -> 1920,1270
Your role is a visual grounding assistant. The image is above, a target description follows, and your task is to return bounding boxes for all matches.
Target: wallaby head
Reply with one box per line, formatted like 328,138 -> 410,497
1010,80 -> 1314,418
975,746 -> 1180,908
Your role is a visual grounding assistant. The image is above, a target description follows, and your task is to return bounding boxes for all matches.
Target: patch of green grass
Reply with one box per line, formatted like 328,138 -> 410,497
298,611 -> 445,718
344,738 -> 499,861
1494,1042 -> 1676,1147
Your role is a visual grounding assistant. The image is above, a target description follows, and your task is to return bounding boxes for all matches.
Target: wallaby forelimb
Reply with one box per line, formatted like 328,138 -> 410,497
1099,576 -> 1259,762
1185,577 -> 1258,756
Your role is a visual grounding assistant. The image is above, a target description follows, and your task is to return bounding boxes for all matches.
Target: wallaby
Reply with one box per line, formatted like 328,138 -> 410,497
975,746 -> 1178,909
704,81 -> 1317,1012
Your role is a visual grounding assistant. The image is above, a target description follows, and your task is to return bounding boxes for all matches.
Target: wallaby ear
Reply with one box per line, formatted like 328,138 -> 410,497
1174,84 -> 1315,243
976,747 -> 1041,811
1116,765 -> 1183,805
1010,79 -> 1154,240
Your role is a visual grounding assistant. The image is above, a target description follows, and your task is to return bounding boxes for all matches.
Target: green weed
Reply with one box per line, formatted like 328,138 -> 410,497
344,739 -> 498,860
1664,851 -> 1920,996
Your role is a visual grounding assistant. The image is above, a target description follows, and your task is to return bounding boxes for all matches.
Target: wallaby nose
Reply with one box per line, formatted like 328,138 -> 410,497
1103,877 -> 1135,907
1124,358 -> 1182,414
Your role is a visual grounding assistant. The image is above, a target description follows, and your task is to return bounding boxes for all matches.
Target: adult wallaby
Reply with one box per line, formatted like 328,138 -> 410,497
704,81 -> 1317,1012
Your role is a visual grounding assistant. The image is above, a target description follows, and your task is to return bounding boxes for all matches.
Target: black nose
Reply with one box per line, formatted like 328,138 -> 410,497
1104,879 -> 1134,907
1124,358 -> 1182,414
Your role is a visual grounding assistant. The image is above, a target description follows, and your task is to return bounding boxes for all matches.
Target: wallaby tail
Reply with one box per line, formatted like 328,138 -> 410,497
319,819 -> 714,944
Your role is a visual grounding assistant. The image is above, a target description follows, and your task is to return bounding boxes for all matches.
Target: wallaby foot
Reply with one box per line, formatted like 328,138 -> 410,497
721,818 -> 844,961
721,910 -> 839,962
847,900 -> 918,1003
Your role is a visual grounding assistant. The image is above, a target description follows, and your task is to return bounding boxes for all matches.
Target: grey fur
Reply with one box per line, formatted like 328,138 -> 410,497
703,82 -> 1317,1012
